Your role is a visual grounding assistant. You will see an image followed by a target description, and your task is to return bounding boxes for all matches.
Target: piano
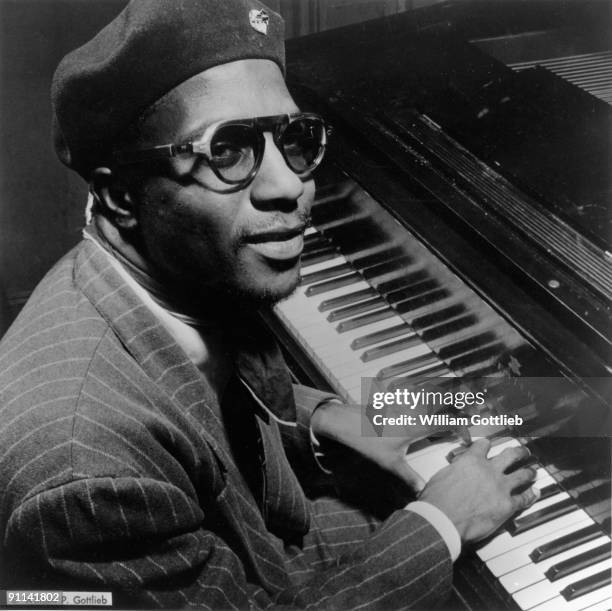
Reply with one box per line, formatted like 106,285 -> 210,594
265,1 -> 612,610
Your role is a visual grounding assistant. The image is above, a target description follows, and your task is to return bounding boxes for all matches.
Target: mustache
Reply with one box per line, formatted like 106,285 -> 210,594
237,209 -> 312,243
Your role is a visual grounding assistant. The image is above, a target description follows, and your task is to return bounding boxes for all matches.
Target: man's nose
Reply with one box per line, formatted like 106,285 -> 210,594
250,132 -> 305,206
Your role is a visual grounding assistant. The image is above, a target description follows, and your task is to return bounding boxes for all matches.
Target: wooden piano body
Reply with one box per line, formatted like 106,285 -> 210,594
268,2 -> 612,609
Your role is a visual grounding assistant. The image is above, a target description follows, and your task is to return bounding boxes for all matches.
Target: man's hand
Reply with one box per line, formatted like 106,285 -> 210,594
311,400 -> 435,491
418,438 -> 539,543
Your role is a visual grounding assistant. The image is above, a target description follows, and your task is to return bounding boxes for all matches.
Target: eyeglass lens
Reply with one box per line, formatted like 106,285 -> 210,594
209,124 -> 258,183
282,119 -> 325,173
209,117 -> 324,184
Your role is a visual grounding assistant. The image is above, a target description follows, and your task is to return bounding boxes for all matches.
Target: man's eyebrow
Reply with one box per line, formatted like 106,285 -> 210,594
179,122 -> 213,143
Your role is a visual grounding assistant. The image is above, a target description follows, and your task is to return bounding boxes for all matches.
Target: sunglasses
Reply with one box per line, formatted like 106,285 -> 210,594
114,113 -> 330,192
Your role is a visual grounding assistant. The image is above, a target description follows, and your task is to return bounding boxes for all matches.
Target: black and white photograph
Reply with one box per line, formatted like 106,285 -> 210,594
0,0 -> 610,609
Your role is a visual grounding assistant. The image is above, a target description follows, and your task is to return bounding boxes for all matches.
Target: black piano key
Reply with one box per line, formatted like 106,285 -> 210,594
362,256 -> 413,281
395,289 -> 451,314
560,569 -> 611,601
545,543 -> 611,582
461,364 -> 500,378
386,279 -> 439,303
448,342 -> 505,371
508,497 -> 576,536
323,220 -> 386,252
319,287 -> 378,311
376,270 -> 430,294
350,248 -> 405,271
327,296 -> 387,322
531,524 -> 603,563
351,322 -> 414,349
302,235 -> 330,252
376,353 -> 441,380
438,332 -> 497,360
404,364 -> 452,383
300,262 -> 353,285
336,307 -> 395,333
421,314 -> 478,342
301,246 -> 338,267
506,453 -> 539,473
537,482 -> 562,501
361,334 -> 423,362
304,272 -> 361,297
303,231 -> 324,246
311,200 -> 355,226
412,304 -> 468,330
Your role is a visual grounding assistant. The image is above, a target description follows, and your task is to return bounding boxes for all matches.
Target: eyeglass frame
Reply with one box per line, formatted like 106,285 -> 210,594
113,112 -> 331,192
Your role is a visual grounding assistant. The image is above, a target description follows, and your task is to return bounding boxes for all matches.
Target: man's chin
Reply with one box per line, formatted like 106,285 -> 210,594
219,273 -> 300,310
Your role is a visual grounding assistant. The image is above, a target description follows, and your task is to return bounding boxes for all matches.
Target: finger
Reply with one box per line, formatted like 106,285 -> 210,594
467,437 -> 490,457
492,445 -> 530,472
506,466 -> 538,492
512,485 -> 541,513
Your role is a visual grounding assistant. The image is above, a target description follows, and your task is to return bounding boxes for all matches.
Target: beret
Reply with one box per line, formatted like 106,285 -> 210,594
51,0 -> 285,179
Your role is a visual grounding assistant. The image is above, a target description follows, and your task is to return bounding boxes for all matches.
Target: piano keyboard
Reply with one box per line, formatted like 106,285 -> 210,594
276,227 -> 449,402
275,199 -> 521,404
272,181 -> 611,611
406,433 -> 612,611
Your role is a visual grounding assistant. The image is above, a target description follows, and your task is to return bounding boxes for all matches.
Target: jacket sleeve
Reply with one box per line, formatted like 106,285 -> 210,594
4,476 -> 451,609
278,385 -> 341,490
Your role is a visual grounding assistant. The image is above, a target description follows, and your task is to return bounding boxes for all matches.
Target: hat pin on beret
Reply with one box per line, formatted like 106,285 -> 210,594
249,9 -> 270,35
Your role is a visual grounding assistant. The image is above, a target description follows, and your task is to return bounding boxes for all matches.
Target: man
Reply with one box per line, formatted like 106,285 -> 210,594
0,1 -> 538,608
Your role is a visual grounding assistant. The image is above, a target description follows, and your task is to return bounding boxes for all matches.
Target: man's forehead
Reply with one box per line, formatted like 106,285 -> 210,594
135,59 -> 297,144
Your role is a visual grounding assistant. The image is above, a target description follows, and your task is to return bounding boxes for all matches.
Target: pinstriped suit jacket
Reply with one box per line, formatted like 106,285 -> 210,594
0,239 -> 452,609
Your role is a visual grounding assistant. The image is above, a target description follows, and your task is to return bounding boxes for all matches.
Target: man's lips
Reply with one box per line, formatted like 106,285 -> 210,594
243,224 -> 306,243
244,225 -> 306,260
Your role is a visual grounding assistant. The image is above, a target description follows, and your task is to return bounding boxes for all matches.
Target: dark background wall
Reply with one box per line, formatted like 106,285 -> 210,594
0,0 -> 441,333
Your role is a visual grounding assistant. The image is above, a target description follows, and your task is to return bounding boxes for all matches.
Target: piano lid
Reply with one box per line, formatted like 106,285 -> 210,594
285,0 -> 611,374
287,0 -> 611,250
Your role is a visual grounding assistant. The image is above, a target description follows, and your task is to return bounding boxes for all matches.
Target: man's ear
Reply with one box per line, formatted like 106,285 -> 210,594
90,167 -> 138,230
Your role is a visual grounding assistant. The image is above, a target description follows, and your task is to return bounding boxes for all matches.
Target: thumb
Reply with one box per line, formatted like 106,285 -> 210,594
395,458 -> 426,493
513,485 -> 541,513
468,438 -> 491,457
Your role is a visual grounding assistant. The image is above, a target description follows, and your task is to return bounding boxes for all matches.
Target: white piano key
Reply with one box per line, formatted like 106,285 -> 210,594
308,317 -> 408,368
500,535 -> 610,593
279,281 -> 373,327
487,437 -> 522,457
300,254 -> 348,275
512,558 -> 612,610
532,586 -> 612,611
580,594 -> 612,611
303,305 -> 396,350
406,436 -> 463,461
405,443 -> 456,481
405,434 -> 500,469
486,518 -> 594,577
477,509 -> 590,562
516,492 -> 570,522
334,340 -> 432,379
406,438 -> 545,486
533,473 -> 556,489
315,282 -> 377,309
340,350 -> 439,398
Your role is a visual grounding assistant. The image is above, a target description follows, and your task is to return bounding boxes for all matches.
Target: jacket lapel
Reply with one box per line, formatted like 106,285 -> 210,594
74,239 -> 234,467
75,239 -> 310,586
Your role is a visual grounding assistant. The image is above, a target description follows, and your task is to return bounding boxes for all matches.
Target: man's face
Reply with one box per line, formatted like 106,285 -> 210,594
127,59 -> 315,307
